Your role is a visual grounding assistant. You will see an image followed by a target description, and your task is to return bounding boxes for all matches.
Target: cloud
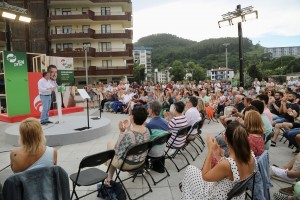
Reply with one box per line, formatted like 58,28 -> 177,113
133,0 -> 300,42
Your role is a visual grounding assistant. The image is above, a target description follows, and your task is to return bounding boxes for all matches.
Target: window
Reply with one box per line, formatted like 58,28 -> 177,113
99,42 -> 111,52
62,8 -> 71,15
83,42 -> 91,48
63,26 -> 72,34
55,8 -> 61,15
101,7 -> 111,15
55,26 -> 62,34
83,60 -> 91,67
82,25 -> 90,33
102,60 -> 112,68
101,24 -> 111,33
63,43 -> 73,50
82,7 -> 89,14
56,43 -> 62,52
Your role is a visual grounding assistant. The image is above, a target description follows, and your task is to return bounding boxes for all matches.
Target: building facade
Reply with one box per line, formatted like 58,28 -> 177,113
133,47 -> 152,81
5,0 -> 134,84
264,46 -> 300,58
207,67 -> 234,81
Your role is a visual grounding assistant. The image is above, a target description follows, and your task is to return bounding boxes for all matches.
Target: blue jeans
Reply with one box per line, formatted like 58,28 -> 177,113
283,128 -> 300,148
40,95 -> 51,123
273,116 -> 288,124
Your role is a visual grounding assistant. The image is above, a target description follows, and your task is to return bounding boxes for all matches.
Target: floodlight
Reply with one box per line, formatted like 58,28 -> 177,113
19,15 -> 31,23
2,11 -> 16,19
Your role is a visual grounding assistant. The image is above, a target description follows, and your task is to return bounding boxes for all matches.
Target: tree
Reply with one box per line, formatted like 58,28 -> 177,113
186,61 -> 206,82
169,60 -> 185,81
133,63 -> 145,84
247,64 -> 262,80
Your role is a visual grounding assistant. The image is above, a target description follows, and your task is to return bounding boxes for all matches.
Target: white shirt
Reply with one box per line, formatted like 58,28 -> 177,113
185,107 -> 201,135
123,94 -> 132,104
38,77 -> 52,95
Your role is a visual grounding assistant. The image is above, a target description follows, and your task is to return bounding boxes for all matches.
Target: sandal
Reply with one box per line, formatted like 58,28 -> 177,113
271,141 -> 276,147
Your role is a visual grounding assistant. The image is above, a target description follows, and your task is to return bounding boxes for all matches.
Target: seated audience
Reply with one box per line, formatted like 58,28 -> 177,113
244,110 -> 265,157
10,118 -> 57,173
180,121 -> 255,199
185,96 -> 201,140
105,106 -> 150,185
164,101 -> 188,153
146,101 -> 168,173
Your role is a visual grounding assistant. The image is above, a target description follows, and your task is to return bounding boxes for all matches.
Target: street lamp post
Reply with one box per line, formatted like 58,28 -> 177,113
218,4 -> 258,87
223,43 -> 230,82
83,44 -> 89,86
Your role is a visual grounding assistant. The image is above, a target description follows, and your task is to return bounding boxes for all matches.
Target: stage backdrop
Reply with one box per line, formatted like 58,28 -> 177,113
3,51 -> 30,116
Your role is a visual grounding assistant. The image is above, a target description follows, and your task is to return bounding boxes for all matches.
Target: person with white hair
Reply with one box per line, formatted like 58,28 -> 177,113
219,95 -> 245,128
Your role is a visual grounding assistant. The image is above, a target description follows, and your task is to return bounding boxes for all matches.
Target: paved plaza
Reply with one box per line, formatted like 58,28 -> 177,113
0,109 -> 297,199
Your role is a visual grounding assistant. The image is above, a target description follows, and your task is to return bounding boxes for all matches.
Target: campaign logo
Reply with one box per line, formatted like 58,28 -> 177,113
6,53 -> 17,63
33,95 -> 43,113
6,53 -> 25,67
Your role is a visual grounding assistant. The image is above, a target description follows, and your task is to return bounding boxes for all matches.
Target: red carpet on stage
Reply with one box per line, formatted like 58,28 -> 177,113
0,106 -> 84,123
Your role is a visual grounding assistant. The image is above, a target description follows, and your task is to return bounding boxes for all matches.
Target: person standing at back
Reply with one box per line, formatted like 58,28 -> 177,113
38,72 -> 55,125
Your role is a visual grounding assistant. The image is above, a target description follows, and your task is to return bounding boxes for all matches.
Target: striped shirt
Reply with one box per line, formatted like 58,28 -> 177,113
167,115 -> 188,148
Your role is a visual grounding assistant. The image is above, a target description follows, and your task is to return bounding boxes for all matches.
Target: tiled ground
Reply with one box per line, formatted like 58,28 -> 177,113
0,109 -> 296,199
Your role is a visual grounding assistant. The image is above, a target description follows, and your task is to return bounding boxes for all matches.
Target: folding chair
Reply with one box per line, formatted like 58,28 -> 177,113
227,172 -> 256,200
69,149 -> 115,200
194,117 -> 206,151
184,121 -> 202,161
147,133 -> 171,185
165,125 -> 191,172
114,141 -> 153,200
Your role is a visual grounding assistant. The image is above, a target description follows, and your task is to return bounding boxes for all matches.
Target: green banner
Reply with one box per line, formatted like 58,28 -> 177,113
3,51 -> 30,116
57,70 -> 74,86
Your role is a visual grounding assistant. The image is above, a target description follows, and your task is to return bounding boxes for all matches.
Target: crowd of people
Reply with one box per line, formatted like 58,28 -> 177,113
1,76 -> 300,199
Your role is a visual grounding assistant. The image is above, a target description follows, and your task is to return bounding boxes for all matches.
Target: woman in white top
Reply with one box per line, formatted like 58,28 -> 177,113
10,118 -> 57,173
181,121 -> 255,200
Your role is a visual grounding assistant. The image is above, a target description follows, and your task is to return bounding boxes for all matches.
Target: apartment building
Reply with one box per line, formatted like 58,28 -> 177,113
133,47 -> 152,81
5,0 -> 134,84
48,0 -> 133,84
207,67 -> 234,81
264,46 -> 300,58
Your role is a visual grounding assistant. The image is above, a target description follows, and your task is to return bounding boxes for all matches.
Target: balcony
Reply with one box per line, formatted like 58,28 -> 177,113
93,12 -> 131,21
51,46 -> 132,58
49,28 -> 95,40
49,10 -> 94,21
49,10 -> 131,22
95,48 -> 130,57
49,29 -> 132,40
50,47 -> 96,57
74,66 -> 133,76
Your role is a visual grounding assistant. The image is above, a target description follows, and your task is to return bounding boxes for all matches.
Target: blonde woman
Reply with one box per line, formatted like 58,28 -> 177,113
244,110 -> 265,157
10,118 -> 57,173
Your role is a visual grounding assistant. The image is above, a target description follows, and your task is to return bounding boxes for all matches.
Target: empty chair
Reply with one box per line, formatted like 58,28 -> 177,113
69,149 -> 115,200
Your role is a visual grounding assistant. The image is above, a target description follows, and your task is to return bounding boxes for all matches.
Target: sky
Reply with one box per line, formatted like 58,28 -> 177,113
132,0 -> 300,47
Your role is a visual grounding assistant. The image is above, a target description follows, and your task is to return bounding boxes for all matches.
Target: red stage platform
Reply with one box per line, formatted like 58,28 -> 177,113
0,106 -> 84,123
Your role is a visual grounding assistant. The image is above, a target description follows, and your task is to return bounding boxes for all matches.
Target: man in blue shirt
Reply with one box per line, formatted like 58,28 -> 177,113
146,101 -> 168,173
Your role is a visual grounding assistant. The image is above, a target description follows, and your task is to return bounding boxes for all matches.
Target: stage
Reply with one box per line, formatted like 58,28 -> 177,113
0,106 -> 84,123
5,115 -> 111,146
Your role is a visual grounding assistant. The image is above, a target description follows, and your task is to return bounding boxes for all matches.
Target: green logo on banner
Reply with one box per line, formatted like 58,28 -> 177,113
6,53 -> 25,67
3,51 -> 30,116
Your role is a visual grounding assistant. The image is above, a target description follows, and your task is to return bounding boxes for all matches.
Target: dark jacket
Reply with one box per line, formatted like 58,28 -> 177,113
3,166 -> 70,200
